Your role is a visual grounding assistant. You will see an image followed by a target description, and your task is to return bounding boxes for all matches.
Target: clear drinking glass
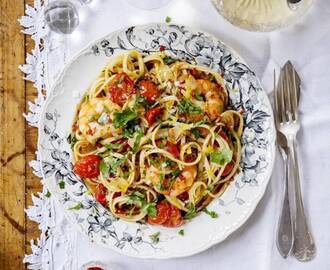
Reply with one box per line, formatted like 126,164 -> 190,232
126,0 -> 172,10
44,0 -> 79,34
212,0 -> 314,32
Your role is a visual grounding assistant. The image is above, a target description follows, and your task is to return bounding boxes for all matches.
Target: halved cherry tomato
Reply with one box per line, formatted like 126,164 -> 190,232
222,161 -> 234,177
145,106 -> 163,125
177,191 -> 189,201
73,155 -> 101,178
163,204 -> 184,227
166,141 -> 180,158
147,200 -> 171,225
139,80 -> 160,103
95,184 -> 107,206
219,130 -> 230,143
109,72 -> 135,106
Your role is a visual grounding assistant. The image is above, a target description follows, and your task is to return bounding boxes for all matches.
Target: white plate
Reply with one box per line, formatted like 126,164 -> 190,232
38,23 -> 275,259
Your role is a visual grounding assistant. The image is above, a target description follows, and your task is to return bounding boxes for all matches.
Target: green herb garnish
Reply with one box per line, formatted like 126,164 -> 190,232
113,108 -> 138,129
171,169 -> 181,178
69,202 -> 82,210
128,192 -> 157,217
178,229 -> 185,236
209,149 -> 233,166
163,57 -> 177,65
45,191 -> 51,198
100,155 -> 127,177
133,130 -> 144,153
150,231 -> 160,243
203,208 -> 219,218
67,133 -> 77,149
191,128 -> 200,139
104,143 -> 122,150
195,91 -> 204,101
59,181 -> 65,189
178,99 -> 202,115
184,203 -> 198,220
165,16 -> 171,23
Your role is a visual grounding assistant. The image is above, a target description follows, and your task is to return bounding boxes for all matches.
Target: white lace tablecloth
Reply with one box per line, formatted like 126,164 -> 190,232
21,0 -> 330,269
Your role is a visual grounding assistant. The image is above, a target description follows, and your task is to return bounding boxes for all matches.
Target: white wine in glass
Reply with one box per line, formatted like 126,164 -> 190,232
212,0 -> 314,31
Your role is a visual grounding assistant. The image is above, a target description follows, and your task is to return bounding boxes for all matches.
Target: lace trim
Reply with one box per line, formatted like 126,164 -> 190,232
20,1 -> 72,269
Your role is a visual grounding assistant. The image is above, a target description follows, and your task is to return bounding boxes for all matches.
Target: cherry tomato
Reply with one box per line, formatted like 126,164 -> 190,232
139,80 -> 161,103
159,45 -> 166,51
95,184 -> 107,206
73,155 -> 101,178
177,191 -> 189,201
219,130 -> 229,143
166,141 -> 180,158
87,267 -> 104,270
147,200 -> 171,225
163,204 -> 184,227
145,106 -> 163,125
109,72 -> 135,106
222,161 -> 234,177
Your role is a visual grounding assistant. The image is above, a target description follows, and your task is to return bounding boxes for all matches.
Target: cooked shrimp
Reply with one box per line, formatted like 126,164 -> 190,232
171,165 -> 197,197
146,165 -> 197,197
196,79 -> 225,121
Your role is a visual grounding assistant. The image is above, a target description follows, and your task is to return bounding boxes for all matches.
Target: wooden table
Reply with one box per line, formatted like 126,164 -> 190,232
0,1 -> 42,269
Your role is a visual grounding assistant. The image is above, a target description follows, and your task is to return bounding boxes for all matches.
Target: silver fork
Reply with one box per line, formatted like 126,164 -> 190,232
274,70 -> 293,259
274,61 -> 316,261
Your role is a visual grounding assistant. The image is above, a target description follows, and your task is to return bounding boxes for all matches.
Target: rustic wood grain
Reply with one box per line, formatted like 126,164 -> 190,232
0,0 -> 26,269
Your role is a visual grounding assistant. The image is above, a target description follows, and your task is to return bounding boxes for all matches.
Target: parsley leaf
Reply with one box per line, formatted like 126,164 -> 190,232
59,181 -> 65,189
99,160 -> 110,178
184,203 -> 198,220
69,202 -> 82,210
178,229 -> 185,236
113,109 -> 138,129
209,149 -> 233,166
104,143 -> 122,150
128,192 -> 157,217
45,191 -> 51,198
142,203 -> 157,217
163,57 -> 177,65
100,155 -> 127,177
150,231 -> 160,243
178,99 -> 202,115
191,128 -> 200,139
133,130 -> 144,153
203,208 -> 219,218
165,16 -> 171,23
195,91 -> 204,101
171,169 -> 181,178
67,133 -> 77,149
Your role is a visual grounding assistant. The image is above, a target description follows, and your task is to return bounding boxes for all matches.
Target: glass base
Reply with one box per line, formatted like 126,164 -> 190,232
126,0 -> 172,10
212,0 -> 314,32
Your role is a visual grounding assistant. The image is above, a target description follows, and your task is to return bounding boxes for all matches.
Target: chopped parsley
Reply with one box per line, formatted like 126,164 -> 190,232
67,133 -> 77,149
104,143 -> 122,150
163,57 -> 176,65
193,120 -> 206,127
191,128 -> 200,139
195,91 -> 204,101
209,149 -> 233,166
45,191 -> 51,198
184,203 -> 198,220
113,108 -> 138,129
69,202 -> 82,210
100,155 -> 127,177
165,16 -> 171,23
178,229 -> 185,236
171,169 -> 181,178
165,160 -> 175,167
203,208 -> 219,218
128,192 -> 157,217
150,231 -> 160,243
133,130 -> 144,153
178,99 -> 202,115
59,181 -> 65,189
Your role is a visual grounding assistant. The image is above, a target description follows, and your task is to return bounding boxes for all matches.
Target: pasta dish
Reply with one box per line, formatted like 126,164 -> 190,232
69,50 -> 243,227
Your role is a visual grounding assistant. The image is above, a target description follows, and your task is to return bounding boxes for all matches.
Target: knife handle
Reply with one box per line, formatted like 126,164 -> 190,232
276,150 -> 294,258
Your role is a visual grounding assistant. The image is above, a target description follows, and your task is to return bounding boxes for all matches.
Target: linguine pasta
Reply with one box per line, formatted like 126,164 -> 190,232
69,50 -> 243,227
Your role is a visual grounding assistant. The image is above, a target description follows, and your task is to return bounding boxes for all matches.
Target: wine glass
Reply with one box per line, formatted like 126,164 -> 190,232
126,0 -> 172,10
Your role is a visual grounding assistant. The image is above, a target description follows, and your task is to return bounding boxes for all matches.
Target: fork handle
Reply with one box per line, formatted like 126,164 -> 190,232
287,137 -> 316,261
276,151 -> 293,258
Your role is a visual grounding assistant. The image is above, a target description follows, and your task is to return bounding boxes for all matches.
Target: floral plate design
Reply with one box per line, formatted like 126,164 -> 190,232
38,23 -> 275,259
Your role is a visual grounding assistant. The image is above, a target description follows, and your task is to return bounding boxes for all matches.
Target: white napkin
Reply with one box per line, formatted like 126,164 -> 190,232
36,0 -> 330,269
